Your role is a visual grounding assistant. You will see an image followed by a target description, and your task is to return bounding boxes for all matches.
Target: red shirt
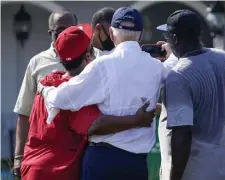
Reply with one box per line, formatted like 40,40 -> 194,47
21,71 -> 101,180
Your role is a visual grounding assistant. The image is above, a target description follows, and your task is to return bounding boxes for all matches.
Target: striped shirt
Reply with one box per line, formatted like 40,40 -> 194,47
164,48 -> 225,180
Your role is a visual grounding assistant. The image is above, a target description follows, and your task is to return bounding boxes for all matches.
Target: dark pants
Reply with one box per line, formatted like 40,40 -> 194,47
81,143 -> 148,180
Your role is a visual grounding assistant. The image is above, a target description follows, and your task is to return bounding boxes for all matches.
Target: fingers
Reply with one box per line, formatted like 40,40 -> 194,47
156,41 -> 166,45
161,43 -> 167,51
141,100 -> 150,110
156,41 -> 169,60
149,108 -> 156,117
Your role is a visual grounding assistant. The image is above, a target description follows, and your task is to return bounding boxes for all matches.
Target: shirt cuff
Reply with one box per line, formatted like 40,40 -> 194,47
166,107 -> 193,129
13,107 -> 31,117
167,120 -> 193,129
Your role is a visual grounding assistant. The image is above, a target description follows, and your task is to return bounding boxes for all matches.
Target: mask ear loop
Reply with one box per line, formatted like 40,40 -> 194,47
101,25 -> 110,38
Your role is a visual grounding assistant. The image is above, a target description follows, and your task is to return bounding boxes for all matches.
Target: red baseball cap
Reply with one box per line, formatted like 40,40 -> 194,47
55,24 -> 93,62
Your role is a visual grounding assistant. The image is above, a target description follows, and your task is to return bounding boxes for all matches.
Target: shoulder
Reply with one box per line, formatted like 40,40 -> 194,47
79,55 -> 108,77
40,71 -> 67,87
91,52 -> 115,68
167,69 -> 188,85
170,56 -> 195,79
28,48 -> 52,70
210,48 -> 225,54
143,51 -> 165,68
163,54 -> 178,68
146,53 -> 168,75
209,48 -> 225,60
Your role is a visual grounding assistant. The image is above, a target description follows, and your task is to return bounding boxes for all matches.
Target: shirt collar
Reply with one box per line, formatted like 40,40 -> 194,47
47,42 -> 58,58
94,47 -> 113,58
115,41 -> 141,52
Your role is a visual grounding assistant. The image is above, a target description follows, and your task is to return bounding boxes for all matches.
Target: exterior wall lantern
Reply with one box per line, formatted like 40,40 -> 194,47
13,4 -> 32,47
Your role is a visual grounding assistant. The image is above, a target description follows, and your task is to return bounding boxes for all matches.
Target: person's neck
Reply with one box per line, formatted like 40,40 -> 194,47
93,42 -> 103,51
115,40 -> 137,47
65,68 -> 83,77
180,43 -> 203,58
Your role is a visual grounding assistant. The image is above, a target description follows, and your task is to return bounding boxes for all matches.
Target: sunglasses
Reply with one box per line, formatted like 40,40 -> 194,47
49,28 -> 66,36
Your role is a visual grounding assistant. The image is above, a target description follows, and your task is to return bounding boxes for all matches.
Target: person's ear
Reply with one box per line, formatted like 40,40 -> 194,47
109,27 -> 114,42
95,23 -> 102,33
48,30 -> 52,37
172,34 -> 178,44
85,52 -> 93,64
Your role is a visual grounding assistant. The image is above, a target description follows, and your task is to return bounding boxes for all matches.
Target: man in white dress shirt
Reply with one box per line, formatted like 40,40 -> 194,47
39,7 -> 166,180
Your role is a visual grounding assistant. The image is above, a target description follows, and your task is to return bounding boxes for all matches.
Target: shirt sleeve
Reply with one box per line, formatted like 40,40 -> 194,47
69,105 -> 102,135
164,71 -> 193,128
159,61 -> 167,89
163,53 -> 178,77
44,59 -> 106,111
14,60 -> 36,116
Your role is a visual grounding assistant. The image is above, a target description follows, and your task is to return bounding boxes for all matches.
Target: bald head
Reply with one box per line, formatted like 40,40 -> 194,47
48,10 -> 78,42
48,10 -> 77,30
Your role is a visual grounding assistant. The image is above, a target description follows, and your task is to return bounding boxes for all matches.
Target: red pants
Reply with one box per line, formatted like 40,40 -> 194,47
21,164 -> 79,180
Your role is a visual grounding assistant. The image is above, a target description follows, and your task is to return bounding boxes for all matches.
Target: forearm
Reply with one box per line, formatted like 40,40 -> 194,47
14,115 -> 30,156
88,115 -> 140,135
41,64 -> 104,111
170,126 -> 192,180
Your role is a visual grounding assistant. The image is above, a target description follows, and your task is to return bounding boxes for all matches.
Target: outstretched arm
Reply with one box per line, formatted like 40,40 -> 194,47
39,60 -> 106,111
88,101 -> 155,135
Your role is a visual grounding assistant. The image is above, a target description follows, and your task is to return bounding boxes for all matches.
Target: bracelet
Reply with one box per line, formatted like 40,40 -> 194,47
14,155 -> 23,159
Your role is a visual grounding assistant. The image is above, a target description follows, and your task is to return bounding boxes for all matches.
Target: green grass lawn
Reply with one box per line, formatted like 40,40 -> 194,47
148,116 -> 161,180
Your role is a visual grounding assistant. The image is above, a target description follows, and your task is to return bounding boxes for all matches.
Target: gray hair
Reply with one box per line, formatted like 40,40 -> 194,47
111,21 -> 142,41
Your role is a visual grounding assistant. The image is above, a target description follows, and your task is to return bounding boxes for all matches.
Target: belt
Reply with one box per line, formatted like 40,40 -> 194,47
89,142 -> 115,148
88,142 -> 148,156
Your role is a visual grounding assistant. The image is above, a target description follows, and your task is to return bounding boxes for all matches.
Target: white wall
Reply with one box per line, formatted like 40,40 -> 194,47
1,1 -> 214,159
1,2 -> 52,159
56,1 -> 133,23
1,0 -> 133,159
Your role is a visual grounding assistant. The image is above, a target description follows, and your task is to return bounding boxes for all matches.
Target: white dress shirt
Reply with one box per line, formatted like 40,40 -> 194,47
94,47 -> 113,58
163,53 -> 178,76
43,41 -> 166,153
159,53 -> 178,180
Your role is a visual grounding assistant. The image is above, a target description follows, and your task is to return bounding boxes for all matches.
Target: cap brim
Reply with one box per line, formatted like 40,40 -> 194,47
156,24 -> 167,31
77,24 -> 93,40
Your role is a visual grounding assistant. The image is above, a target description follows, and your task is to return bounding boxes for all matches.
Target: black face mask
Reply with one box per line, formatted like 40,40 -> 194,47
99,26 -> 115,51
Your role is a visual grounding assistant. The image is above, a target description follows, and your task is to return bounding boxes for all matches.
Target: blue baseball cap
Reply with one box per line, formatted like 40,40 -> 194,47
157,9 -> 201,37
111,7 -> 143,31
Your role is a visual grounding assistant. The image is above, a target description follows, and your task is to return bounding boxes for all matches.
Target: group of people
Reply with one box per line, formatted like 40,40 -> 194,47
13,6 -> 225,180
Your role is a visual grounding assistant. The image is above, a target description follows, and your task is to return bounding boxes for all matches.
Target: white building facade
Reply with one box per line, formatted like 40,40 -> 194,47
1,1 -> 220,159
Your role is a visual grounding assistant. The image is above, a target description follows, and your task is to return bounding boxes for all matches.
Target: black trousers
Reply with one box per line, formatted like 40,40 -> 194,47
81,143 -> 148,180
